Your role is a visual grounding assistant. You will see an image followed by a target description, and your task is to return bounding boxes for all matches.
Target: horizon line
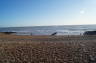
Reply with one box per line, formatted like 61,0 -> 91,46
0,24 -> 96,28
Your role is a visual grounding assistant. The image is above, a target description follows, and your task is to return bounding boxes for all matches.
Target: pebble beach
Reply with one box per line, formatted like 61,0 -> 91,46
0,33 -> 96,63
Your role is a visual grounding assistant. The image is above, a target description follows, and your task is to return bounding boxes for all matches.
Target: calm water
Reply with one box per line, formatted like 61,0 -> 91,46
0,25 -> 96,35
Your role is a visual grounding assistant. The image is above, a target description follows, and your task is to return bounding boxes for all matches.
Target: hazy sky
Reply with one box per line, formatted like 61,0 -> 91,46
0,0 -> 96,27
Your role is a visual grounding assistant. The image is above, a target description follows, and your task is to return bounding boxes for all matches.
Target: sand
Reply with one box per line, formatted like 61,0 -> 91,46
0,34 -> 96,63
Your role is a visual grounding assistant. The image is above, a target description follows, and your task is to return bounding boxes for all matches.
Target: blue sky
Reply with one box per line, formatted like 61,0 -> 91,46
0,0 -> 96,27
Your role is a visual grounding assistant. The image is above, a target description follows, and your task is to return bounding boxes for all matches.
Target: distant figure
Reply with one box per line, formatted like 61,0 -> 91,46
80,33 -> 82,35
51,32 -> 57,36
30,33 -> 32,36
83,31 -> 96,35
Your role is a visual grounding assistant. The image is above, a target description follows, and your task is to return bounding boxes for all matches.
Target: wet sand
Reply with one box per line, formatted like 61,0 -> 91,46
0,33 -> 96,63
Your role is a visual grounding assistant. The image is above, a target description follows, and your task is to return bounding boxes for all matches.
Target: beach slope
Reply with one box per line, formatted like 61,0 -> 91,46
0,34 -> 96,63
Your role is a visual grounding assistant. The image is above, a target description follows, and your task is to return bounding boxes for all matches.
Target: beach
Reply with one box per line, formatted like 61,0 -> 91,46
0,33 -> 96,63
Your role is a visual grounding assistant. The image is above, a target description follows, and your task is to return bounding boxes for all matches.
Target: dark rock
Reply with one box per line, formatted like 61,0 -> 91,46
83,31 -> 96,35
1,32 -> 16,34
51,32 -> 57,36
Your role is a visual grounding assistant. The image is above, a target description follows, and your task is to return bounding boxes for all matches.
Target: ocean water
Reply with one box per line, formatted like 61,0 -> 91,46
0,25 -> 96,35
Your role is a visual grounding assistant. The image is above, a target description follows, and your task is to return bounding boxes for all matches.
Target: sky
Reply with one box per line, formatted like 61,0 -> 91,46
0,0 -> 96,27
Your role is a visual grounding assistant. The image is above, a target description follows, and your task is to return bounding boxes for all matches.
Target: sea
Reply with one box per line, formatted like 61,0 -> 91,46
0,25 -> 96,35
